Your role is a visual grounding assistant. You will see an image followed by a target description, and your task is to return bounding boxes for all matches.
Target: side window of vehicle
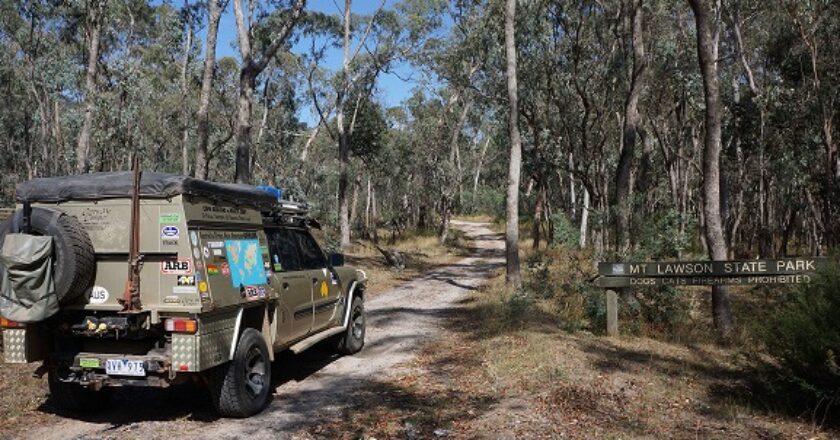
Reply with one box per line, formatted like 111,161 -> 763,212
291,230 -> 326,270
266,229 -> 301,272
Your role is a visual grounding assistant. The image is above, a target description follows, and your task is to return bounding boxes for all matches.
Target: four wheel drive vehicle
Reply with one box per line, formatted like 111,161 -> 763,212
0,171 -> 367,417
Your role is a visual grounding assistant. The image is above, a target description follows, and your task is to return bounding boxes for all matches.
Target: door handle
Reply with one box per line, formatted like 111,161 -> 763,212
312,277 -> 319,284
282,282 -> 290,290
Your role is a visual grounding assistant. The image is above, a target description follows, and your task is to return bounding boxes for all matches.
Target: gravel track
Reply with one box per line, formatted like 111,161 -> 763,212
24,221 -> 503,440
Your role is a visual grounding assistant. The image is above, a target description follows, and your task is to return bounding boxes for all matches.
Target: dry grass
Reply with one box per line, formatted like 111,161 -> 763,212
0,341 -> 55,438
307,246 -> 838,439
343,228 -> 470,294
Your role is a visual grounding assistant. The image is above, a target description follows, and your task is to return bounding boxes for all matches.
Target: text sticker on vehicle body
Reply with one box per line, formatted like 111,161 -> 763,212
161,259 -> 191,275
89,286 -> 109,304
161,226 -> 180,239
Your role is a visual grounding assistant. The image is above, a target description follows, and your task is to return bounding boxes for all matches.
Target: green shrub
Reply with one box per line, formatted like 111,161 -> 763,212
760,268 -> 840,402
461,188 -> 504,217
501,290 -> 535,325
550,213 -> 580,248
632,209 -> 696,260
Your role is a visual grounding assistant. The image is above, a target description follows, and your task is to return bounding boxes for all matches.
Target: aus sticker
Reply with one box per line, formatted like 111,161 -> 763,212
207,241 -> 224,249
161,259 -> 191,275
173,286 -> 198,294
89,285 -> 109,304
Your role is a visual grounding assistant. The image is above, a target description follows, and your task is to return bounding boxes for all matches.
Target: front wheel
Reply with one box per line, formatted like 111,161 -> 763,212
335,296 -> 365,355
207,328 -> 272,418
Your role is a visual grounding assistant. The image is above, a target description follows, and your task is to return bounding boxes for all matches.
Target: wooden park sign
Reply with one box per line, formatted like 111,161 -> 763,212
595,257 -> 832,336
596,258 -> 829,288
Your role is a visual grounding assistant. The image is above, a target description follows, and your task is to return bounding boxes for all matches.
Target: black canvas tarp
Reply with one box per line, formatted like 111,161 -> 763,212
16,172 -> 278,207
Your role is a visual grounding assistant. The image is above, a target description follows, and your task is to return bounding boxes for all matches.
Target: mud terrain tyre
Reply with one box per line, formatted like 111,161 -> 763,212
207,328 -> 272,418
0,208 -> 95,304
48,368 -> 111,411
335,296 -> 365,355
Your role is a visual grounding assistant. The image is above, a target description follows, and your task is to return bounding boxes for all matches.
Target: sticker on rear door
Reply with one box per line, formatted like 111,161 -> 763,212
161,259 -> 191,275
89,286 -> 109,304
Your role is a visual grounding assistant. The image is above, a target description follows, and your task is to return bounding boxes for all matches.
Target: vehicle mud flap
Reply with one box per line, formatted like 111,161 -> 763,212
3,325 -> 50,363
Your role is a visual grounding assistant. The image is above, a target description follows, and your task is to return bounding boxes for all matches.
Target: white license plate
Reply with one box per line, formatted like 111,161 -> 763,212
105,359 -> 146,377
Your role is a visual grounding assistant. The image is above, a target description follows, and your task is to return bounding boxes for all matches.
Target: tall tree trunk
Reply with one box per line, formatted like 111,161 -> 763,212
232,0 -> 305,183
503,0 -> 522,288
180,0 -> 193,176
195,0 -> 222,180
533,179 -> 545,249
472,137 -> 490,194
234,71 -> 255,183
614,0 -> 646,255
337,0 -> 353,247
75,0 -> 106,174
580,186 -> 590,248
689,0 -> 734,337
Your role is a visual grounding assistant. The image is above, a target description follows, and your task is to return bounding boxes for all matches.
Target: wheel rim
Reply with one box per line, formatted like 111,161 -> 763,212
244,346 -> 267,398
351,307 -> 365,339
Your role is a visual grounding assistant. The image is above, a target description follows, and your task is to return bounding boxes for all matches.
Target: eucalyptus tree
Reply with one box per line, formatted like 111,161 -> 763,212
231,0 -> 305,183
195,0 -> 225,179
75,0 -> 108,173
614,0 -> 647,255
503,0 -> 522,287
688,0 -> 734,336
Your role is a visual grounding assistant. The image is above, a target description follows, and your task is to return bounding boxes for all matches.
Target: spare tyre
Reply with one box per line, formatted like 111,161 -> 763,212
0,208 -> 95,304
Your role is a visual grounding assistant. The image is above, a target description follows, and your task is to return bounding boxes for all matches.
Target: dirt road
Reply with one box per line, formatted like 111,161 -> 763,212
24,220 -> 503,440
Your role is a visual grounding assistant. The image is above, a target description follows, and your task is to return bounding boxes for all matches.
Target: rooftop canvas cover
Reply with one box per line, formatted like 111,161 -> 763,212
15,172 -> 278,207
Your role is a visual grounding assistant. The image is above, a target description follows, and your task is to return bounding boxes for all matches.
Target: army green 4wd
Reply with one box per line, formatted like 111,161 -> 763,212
0,172 -> 367,418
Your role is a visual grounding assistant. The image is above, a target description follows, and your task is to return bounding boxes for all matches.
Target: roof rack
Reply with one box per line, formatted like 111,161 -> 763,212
274,200 -> 309,215
265,200 -> 320,229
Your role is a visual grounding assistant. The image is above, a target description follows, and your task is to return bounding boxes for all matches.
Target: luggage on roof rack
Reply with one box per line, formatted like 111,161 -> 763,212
16,172 -> 279,209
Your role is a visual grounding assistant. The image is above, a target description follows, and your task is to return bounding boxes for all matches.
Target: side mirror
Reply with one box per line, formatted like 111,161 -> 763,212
329,252 -> 345,267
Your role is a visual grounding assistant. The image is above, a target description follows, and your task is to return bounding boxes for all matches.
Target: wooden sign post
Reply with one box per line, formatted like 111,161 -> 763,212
595,257 -> 830,336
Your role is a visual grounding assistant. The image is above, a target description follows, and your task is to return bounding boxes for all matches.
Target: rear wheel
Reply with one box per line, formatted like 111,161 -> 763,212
207,328 -> 272,418
335,296 -> 365,355
47,368 -> 111,412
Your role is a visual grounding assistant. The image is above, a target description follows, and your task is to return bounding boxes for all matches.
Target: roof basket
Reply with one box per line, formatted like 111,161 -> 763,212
266,200 -> 320,229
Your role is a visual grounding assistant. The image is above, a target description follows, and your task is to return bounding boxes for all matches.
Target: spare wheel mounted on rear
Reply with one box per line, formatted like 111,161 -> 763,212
0,207 -> 96,305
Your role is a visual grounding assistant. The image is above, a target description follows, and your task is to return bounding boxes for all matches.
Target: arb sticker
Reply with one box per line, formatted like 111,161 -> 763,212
89,285 -> 109,304
161,259 -> 191,275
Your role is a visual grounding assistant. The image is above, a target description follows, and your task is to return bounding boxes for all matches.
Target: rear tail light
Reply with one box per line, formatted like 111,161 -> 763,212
0,317 -> 24,329
164,318 -> 197,334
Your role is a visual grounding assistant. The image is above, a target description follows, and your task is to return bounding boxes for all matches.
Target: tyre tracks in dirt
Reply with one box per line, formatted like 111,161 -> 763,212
24,220 -> 504,440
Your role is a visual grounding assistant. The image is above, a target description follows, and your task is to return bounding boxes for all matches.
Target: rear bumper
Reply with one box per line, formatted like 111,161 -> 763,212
57,352 -> 173,389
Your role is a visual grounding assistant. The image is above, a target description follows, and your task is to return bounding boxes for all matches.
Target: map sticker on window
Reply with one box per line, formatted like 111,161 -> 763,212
224,239 -> 267,288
